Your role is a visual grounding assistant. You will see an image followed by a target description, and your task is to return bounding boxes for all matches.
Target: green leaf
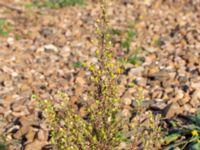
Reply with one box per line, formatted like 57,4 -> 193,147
127,55 -> 138,65
185,111 -> 200,126
121,40 -> 130,49
196,111 -> 200,126
73,61 -> 83,68
196,111 -> 200,119
187,115 -> 197,123
188,142 -> 200,150
127,30 -> 137,40
0,144 -> 7,150
0,30 -> 9,37
163,140 -> 188,150
117,57 -> 127,65
164,133 -> 182,144
57,0 -> 84,7
110,28 -> 122,35
33,0 -> 84,8
0,19 -> 6,27
0,19 -> 11,37
184,124 -> 200,132
169,120 -> 178,128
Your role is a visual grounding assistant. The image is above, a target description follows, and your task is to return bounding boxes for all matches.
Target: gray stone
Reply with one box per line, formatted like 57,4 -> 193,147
190,89 -> 200,107
40,27 -> 53,37
163,103 -> 182,118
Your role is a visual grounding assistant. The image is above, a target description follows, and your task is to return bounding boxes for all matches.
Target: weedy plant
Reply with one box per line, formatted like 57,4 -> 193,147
39,0 -> 163,149
40,0 -> 126,149
129,87 -> 163,150
0,19 -> 11,37
110,26 -> 141,66
111,28 -> 136,51
0,135 -> 7,150
31,0 -> 84,8
163,111 -> 200,150
73,61 -> 84,68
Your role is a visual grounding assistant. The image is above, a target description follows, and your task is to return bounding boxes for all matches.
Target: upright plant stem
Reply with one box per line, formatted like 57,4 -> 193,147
96,0 -> 108,108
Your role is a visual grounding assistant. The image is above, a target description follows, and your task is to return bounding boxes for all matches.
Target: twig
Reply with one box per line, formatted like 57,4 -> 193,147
0,1 -> 23,13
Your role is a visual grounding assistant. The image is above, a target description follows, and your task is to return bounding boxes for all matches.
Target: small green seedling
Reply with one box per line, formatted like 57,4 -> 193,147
32,0 -> 84,8
127,47 -> 141,65
73,61 -> 83,68
0,19 -> 11,37
110,27 -> 140,65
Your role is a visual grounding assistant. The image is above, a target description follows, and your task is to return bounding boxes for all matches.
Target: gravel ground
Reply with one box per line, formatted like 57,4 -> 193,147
0,0 -> 200,149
